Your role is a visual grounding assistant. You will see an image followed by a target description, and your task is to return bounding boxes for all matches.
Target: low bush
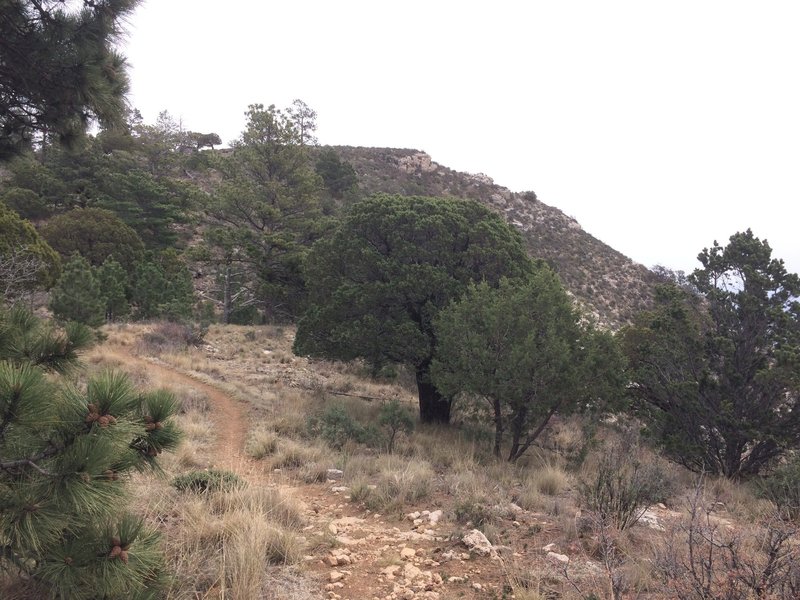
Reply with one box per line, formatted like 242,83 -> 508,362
579,434 -> 673,530
307,404 -> 380,449
172,469 -> 244,493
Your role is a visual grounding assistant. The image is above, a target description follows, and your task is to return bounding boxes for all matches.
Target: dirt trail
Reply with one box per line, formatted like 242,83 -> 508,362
102,342 -> 504,599
103,345 -> 263,481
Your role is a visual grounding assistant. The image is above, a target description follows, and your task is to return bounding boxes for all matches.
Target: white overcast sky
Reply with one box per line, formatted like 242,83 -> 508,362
122,1 -> 800,276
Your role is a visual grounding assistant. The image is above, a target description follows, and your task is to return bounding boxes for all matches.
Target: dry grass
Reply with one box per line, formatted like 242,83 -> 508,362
353,456 -> 436,513
245,426 -> 280,459
64,322 -> 800,600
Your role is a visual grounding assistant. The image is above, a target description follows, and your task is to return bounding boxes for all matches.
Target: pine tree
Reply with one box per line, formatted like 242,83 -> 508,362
49,254 -> 106,327
95,258 -> 130,322
0,0 -> 139,159
0,305 -> 181,598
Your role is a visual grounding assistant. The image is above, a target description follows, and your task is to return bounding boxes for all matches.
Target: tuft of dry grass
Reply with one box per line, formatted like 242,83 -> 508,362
527,463 -> 571,497
354,456 -> 435,513
245,426 -> 280,459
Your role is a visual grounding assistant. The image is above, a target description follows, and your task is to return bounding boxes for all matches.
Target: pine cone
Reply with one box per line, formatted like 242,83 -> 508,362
98,416 -> 110,427
109,545 -> 122,559
64,557 -> 73,565
119,550 -> 129,564
155,421 -> 163,430
145,422 -> 156,432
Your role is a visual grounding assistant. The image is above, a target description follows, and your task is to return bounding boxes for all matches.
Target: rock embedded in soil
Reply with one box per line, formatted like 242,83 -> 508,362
462,529 -> 497,558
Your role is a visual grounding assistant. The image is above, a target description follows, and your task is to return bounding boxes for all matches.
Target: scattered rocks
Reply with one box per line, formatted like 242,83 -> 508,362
637,508 -> 665,531
327,549 -> 352,567
400,547 -> 416,560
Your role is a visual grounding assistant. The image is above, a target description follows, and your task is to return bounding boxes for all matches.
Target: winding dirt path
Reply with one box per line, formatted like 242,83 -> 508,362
102,345 -> 264,481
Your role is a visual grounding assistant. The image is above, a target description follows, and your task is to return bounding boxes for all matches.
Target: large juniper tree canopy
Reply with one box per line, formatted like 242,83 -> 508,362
0,0 -> 139,159
294,194 -> 534,424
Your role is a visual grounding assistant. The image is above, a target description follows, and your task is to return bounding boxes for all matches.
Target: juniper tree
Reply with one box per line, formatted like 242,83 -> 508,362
0,305 -> 181,598
432,273 -> 625,461
623,230 -> 800,478
0,203 -> 61,297
294,194 -> 534,423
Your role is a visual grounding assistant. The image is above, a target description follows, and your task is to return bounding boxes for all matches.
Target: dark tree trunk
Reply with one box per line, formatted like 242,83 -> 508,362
493,398 -> 503,458
222,264 -> 232,324
416,369 -> 451,424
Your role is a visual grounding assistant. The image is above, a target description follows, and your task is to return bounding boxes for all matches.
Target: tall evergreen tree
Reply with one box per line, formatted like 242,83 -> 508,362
95,257 -> 130,322
203,102 -> 326,321
0,0 -> 139,159
49,254 -> 106,327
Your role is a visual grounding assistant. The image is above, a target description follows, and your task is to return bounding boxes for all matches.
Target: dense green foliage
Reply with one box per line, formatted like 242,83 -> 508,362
315,147 -> 360,204
49,254 -> 106,327
95,258 -> 130,322
172,469 -> 244,493
203,102 -> 326,322
624,230 -> 800,478
0,306 -> 180,598
0,0 -> 138,159
294,194 -> 534,423
41,207 -> 145,271
131,250 -> 195,321
0,203 -> 61,299
432,273 -> 625,461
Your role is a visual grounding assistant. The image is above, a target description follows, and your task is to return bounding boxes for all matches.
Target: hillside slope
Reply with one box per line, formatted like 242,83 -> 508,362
334,146 -> 658,328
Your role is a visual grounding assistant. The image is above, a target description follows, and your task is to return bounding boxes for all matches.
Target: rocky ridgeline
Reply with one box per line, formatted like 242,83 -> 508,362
334,147 -> 660,328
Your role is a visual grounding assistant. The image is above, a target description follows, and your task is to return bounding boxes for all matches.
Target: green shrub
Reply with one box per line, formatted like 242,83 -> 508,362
454,498 -> 494,526
172,469 -> 244,493
378,399 -> 414,453
307,404 -> 380,449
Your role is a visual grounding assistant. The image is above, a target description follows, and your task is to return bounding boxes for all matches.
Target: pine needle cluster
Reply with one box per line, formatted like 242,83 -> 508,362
0,305 -> 181,598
